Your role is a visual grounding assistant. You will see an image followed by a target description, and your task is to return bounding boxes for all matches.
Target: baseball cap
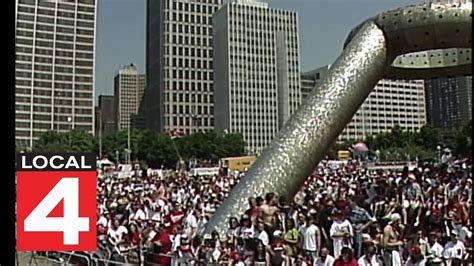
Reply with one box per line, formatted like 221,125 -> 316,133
273,230 -> 283,237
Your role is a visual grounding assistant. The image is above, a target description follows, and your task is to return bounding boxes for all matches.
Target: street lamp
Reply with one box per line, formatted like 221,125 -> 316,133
436,145 -> 441,163
67,116 -> 72,147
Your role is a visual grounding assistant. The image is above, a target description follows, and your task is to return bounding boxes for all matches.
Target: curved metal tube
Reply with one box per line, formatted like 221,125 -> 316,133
205,21 -> 389,233
205,2 -> 472,233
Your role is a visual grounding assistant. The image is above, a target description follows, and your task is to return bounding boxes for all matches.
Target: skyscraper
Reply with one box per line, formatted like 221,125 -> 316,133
114,64 -> 146,131
213,0 -> 301,154
145,0 -> 223,134
425,76 -> 472,133
96,95 -> 115,136
300,65 -> 329,102
15,0 -> 97,148
302,66 -> 427,142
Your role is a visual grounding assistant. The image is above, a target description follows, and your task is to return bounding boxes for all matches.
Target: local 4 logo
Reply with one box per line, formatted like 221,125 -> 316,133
16,153 -> 97,251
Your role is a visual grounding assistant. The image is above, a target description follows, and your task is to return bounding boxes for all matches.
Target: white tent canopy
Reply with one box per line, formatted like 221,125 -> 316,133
98,158 -> 113,166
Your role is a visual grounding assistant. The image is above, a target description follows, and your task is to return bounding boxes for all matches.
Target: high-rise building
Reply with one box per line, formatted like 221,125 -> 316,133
114,64 -> 146,131
425,76 -> 472,133
300,65 -> 329,102
213,0 -> 301,154
145,0 -> 223,134
96,95 -> 115,136
15,0 -> 97,148
302,65 -> 427,142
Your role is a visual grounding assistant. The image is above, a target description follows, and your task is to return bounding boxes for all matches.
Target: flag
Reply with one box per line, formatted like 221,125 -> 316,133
169,129 -> 185,139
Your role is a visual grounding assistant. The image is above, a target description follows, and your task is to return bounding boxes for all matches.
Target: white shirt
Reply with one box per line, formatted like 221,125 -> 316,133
115,225 -> 128,243
300,224 -> 319,251
458,226 -> 472,243
430,242 -> 444,258
405,258 -> 426,266
184,212 -> 198,236
107,227 -> 120,243
97,216 -> 108,227
443,240 -> 465,259
132,209 -> 146,221
172,234 -> 181,252
257,230 -> 269,246
239,225 -> 255,239
330,219 -> 353,258
357,255 -> 382,266
314,255 -> 335,266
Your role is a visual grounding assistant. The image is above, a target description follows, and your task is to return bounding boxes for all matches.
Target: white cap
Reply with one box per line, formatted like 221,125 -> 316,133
273,230 -> 283,237
388,213 -> 401,224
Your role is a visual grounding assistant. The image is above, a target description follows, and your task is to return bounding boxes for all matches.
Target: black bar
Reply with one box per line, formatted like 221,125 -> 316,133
16,153 -> 97,171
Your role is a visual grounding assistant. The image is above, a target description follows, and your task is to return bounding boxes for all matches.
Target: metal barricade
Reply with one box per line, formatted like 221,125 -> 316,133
19,251 -> 235,266
22,251 -> 92,265
143,252 -> 233,266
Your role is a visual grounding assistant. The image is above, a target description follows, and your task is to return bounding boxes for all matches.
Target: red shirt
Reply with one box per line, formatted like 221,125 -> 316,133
153,231 -> 172,265
333,258 -> 358,266
245,207 -> 260,219
128,232 -> 140,246
165,210 -> 185,226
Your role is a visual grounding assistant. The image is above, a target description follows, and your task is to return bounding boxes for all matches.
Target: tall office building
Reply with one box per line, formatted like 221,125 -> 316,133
302,66 -> 427,142
96,95 -> 115,136
15,0 -> 97,148
145,0 -> 223,134
114,64 -> 146,131
300,65 -> 329,102
425,76 -> 472,133
214,0 -> 301,154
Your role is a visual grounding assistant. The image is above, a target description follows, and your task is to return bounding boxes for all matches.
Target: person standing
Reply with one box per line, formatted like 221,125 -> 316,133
283,218 -> 300,259
299,215 -> 321,263
357,245 -> 382,266
314,247 -> 335,266
333,247 -> 357,266
382,213 -> 404,266
346,196 -> 375,258
330,209 -> 354,258
443,230 -> 465,266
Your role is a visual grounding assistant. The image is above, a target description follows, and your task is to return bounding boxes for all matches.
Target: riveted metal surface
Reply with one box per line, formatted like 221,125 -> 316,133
204,21 -> 389,233
386,48 -> 472,79
345,2 -> 472,79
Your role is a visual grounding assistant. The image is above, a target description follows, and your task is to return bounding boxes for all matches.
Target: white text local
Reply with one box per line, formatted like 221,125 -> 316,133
21,155 -> 92,170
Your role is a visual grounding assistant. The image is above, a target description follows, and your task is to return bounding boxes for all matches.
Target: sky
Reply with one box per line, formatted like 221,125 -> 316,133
94,0 -> 425,101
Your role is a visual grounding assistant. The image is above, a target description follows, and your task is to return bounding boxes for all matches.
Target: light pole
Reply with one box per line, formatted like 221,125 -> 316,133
99,112 -> 102,159
127,126 -> 131,164
115,150 -> 119,164
55,91 -> 61,133
67,116 -> 72,147
436,145 -> 441,163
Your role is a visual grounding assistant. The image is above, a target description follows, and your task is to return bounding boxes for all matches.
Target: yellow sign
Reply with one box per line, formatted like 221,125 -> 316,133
338,150 -> 350,160
221,156 -> 256,171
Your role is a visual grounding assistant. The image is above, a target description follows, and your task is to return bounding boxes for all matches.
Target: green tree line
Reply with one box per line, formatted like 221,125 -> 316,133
26,129 -> 246,168
330,120 -> 472,161
21,120 -> 471,165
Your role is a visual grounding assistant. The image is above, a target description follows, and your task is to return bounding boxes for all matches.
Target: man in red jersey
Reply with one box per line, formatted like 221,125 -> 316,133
152,223 -> 172,266
165,201 -> 185,229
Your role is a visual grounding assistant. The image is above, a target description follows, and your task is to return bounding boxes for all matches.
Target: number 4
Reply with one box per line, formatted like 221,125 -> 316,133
24,178 -> 89,245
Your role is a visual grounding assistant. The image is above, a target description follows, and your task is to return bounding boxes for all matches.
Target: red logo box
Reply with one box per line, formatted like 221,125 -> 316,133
16,154 -> 97,251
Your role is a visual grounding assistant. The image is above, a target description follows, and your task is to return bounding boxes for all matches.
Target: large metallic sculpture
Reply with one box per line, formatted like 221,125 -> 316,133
205,2 -> 472,233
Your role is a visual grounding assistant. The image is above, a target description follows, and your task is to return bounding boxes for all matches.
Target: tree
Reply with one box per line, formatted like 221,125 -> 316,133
453,119 -> 472,157
69,129 -> 97,152
416,124 -> 442,149
33,131 -> 70,152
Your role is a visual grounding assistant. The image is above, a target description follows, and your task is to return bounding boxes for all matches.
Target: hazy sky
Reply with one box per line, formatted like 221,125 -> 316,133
94,0 -> 424,101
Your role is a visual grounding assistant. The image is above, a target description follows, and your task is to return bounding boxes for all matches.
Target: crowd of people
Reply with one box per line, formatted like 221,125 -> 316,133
94,154 -> 472,266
